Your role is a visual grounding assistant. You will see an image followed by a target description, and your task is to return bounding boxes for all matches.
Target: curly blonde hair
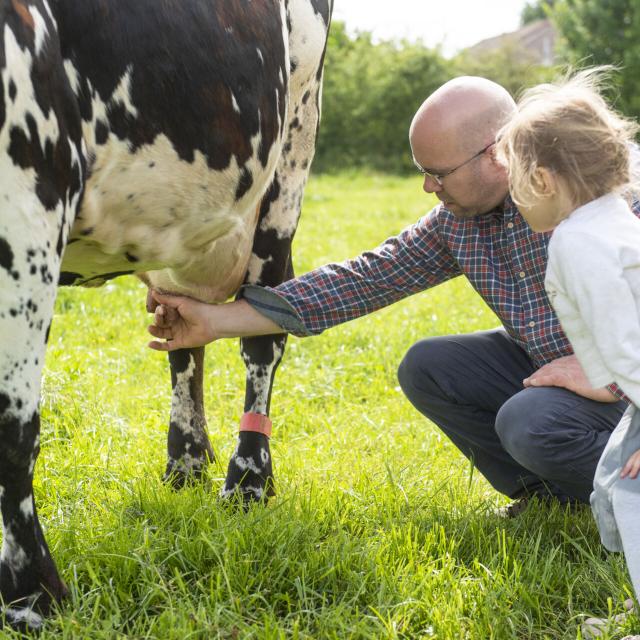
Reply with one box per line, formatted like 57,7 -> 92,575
496,67 -> 639,210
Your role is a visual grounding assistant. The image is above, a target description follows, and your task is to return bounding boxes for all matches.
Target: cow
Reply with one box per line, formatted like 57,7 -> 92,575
0,0 -> 333,628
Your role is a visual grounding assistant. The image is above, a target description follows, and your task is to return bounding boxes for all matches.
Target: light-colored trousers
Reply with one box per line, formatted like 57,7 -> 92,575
591,404 -> 640,601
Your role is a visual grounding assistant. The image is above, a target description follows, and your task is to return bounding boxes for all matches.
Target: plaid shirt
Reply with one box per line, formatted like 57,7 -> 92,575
243,194 -> 640,385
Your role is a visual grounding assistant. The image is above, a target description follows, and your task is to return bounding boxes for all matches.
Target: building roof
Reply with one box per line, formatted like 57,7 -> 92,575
466,19 -> 557,66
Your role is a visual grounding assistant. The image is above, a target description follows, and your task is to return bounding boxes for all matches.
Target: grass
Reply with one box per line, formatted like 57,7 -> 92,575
3,172 -> 638,638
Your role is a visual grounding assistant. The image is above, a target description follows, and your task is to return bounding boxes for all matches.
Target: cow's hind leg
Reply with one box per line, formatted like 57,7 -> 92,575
163,347 -> 215,488
222,0 -> 332,504
221,331 -> 286,502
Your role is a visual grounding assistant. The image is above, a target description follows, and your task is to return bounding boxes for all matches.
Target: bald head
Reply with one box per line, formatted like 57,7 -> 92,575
410,77 -> 516,217
410,76 -> 516,157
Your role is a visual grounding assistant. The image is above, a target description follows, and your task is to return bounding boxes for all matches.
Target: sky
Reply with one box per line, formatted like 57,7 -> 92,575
333,0 -> 531,57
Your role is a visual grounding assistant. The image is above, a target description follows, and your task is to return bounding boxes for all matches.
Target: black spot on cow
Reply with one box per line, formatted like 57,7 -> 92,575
257,176 -> 280,223
235,167 -> 253,201
286,6 -> 293,32
169,349 -> 192,379
53,1 -> 287,172
0,392 -> 10,415
85,270 -> 133,283
0,237 -> 15,275
302,90 -> 310,105
148,161 -> 155,168
55,223 -> 66,258
249,176 -> 297,283
310,0 -> 332,26
58,271 -> 83,285
8,79 -> 16,102
95,119 -> 109,145
40,265 -> 53,284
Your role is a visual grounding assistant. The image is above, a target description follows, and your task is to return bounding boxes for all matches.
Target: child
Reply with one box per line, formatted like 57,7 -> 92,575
496,68 -> 640,635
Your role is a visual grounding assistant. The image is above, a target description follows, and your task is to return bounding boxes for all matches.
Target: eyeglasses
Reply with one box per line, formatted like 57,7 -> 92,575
414,142 -> 495,186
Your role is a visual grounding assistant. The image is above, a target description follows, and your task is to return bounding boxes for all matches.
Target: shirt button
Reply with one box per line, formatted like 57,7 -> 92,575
507,222 -> 514,229
528,321 -> 536,328
519,271 -> 526,279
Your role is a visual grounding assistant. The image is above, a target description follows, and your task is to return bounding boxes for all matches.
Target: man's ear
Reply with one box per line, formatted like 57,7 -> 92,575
532,167 -> 556,197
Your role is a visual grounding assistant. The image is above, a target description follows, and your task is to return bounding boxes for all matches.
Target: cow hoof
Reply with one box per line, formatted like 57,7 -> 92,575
220,432 -> 275,506
162,453 -> 211,489
2,605 -> 45,632
0,587 -> 63,632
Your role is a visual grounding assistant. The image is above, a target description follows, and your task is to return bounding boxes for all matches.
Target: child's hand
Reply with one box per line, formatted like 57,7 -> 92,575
621,449 -> 640,480
147,291 -> 217,351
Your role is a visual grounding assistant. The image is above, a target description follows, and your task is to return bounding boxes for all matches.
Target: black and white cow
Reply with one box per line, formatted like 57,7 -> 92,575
0,0 -> 332,628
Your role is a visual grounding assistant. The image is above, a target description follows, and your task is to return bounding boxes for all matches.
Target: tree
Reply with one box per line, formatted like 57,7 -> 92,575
521,1 -> 556,26
550,0 -> 640,119
314,22 -> 453,173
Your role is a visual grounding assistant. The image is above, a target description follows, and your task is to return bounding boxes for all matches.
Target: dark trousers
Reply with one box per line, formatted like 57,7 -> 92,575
397,329 -> 626,503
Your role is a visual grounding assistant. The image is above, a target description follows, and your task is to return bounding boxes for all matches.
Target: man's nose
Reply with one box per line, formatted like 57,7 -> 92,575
423,174 -> 442,193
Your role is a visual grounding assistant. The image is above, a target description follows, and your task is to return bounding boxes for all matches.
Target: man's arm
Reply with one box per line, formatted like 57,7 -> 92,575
248,210 -> 460,336
148,295 -> 284,351
149,207 -> 460,349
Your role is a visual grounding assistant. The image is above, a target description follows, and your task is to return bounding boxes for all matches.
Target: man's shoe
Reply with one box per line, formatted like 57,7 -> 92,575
496,496 -> 531,518
496,495 -> 583,519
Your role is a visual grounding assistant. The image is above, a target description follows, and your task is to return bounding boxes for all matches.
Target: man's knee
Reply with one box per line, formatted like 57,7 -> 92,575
496,389 -> 556,477
494,391 -> 540,462
495,388 -> 585,475
397,337 -> 448,401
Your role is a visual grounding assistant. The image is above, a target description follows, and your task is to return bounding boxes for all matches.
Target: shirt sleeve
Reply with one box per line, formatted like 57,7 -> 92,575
551,231 -> 640,406
242,208 -> 461,336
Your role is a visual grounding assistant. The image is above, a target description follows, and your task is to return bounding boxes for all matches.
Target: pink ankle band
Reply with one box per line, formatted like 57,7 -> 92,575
239,412 -> 272,438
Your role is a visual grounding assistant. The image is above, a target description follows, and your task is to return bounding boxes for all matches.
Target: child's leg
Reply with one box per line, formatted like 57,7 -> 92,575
612,480 -> 640,602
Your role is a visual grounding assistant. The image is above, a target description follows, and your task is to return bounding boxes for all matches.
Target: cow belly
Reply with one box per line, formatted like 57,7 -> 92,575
62,133 -> 274,300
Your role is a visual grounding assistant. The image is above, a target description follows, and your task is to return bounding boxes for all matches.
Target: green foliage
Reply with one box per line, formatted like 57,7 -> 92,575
550,0 -> 640,118
521,1 -> 556,25
4,173 -> 638,638
314,5 -> 640,176
314,21 -> 561,175
314,22 -> 453,174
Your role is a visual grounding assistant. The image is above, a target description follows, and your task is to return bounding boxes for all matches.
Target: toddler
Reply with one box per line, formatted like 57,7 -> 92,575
496,68 -> 640,636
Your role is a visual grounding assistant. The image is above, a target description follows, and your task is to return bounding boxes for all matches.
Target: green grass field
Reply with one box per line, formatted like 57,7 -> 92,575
6,173 -> 638,638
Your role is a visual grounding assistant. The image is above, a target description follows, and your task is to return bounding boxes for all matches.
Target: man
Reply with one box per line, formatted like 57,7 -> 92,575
149,76 -> 631,514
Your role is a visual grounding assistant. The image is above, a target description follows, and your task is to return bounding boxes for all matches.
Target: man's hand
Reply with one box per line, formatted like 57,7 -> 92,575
523,354 -> 618,403
148,292 -> 218,351
147,292 -> 285,352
